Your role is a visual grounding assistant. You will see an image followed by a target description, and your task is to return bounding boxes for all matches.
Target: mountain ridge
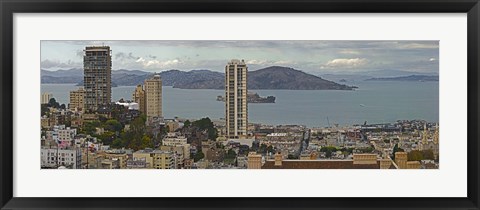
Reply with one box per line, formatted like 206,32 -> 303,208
41,66 -> 356,90
366,75 -> 439,82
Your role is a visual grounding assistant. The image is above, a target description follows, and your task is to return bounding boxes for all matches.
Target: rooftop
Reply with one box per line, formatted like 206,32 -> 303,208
261,159 -> 381,169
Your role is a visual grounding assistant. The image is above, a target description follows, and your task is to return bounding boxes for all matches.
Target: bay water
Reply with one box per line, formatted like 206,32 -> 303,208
41,81 -> 439,127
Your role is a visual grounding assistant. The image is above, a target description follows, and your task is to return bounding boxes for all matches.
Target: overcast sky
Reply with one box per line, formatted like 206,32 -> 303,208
41,40 -> 439,74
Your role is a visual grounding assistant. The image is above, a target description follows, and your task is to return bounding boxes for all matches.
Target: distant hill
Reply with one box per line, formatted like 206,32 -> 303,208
161,70 -> 224,89
41,68 -> 151,86
320,69 -> 438,83
41,68 -> 83,78
248,66 -> 355,90
366,75 -> 439,82
41,66 -> 356,90
41,75 -> 84,84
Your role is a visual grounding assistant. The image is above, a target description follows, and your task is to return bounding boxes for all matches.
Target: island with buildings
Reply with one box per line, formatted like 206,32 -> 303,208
216,92 -> 276,103
40,46 -> 439,170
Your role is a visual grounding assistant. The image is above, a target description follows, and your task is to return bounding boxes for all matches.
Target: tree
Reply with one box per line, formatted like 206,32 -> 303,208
41,104 -> 49,116
259,144 -> 267,154
98,131 -> 116,145
65,119 -> 71,128
82,120 -> 101,135
192,118 -> 218,140
111,138 -> 123,148
130,116 -> 146,136
408,150 -> 424,161
266,145 -> 275,154
391,144 -> 405,160
193,151 -> 205,162
216,142 -> 225,149
184,120 -> 191,128
48,98 -> 60,109
104,119 -> 123,132
422,150 -> 435,160
140,135 -> 153,149
287,154 -> 298,159
98,115 -> 108,123
225,149 -> 237,159
358,147 -> 374,153
320,146 -> 338,158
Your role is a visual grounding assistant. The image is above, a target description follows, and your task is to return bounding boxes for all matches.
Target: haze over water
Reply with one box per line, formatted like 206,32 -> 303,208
41,81 -> 439,128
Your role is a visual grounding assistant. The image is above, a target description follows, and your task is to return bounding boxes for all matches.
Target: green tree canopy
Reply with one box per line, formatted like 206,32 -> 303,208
391,144 -> 405,160
422,149 -> 435,160
408,150 -> 424,161
140,135 -> 153,149
225,149 -> 237,159
97,131 -> 115,145
48,98 -> 60,108
81,120 -> 101,136
104,119 -> 123,132
192,117 -> 218,140
193,151 -> 205,162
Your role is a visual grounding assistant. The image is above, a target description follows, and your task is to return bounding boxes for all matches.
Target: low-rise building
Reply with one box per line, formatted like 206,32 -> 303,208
41,147 -> 82,169
163,132 -> 188,147
133,149 -> 175,169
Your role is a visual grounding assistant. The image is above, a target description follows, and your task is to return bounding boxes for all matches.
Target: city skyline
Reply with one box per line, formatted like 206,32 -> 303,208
41,43 -> 439,170
41,40 -> 439,75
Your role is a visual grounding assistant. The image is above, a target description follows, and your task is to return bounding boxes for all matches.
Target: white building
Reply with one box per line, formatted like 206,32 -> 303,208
115,101 -> 139,110
47,125 -> 77,148
162,132 -> 188,147
41,147 -> 82,169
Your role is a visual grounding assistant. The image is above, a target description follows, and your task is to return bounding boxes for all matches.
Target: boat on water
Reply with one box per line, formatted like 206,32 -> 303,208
217,92 -> 276,103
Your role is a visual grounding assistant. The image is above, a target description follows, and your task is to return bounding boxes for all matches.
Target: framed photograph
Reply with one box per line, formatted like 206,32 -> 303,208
1,0 -> 479,209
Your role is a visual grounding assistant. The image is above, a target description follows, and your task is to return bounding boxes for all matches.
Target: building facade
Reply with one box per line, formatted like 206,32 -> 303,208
133,150 -> 174,169
132,84 -> 146,113
41,92 -> 52,104
225,59 -> 248,139
144,75 -> 162,119
162,132 -> 188,147
83,46 -> 112,111
40,147 -> 82,169
69,87 -> 85,111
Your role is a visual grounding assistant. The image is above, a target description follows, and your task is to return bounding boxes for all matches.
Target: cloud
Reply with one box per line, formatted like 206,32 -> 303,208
322,58 -> 368,69
115,52 -> 138,61
246,59 -> 296,66
338,49 -> 361,55
135,57 -> 182,69
40,40 -> 439,74
75,50 -> 83,57
397,42 -> 439,49
41,59 -> 82,69
246,59 -> 268,65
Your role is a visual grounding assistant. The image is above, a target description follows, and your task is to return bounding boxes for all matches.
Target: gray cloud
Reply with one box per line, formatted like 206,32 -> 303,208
75,50 -> 83,57
41,40 -> 439,74
41,59 -> 81,69
115,52 -> 139,61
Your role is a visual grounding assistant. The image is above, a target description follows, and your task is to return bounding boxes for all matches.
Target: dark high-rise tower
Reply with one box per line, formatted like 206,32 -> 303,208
83,46 -> 112,111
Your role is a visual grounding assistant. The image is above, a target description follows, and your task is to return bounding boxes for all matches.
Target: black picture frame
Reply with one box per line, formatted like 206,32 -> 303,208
1,0 -> 479,209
